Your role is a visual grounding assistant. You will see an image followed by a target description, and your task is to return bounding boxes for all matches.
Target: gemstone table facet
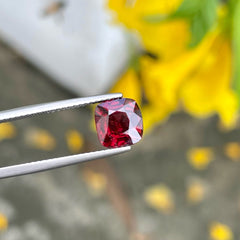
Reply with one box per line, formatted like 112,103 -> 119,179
95,98 -> 143,148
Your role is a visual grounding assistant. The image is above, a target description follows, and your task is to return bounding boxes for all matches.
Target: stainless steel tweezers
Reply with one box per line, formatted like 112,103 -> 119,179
0,93 -> 131,179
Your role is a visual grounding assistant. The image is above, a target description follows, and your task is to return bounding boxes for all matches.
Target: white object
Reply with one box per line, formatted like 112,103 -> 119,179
0,0 -> 128,95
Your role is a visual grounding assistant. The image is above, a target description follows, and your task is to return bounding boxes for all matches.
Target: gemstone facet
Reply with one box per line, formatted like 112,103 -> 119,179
95,98 -> 143,148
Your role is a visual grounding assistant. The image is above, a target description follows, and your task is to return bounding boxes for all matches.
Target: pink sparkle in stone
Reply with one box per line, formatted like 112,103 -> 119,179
95,98 -> 143,148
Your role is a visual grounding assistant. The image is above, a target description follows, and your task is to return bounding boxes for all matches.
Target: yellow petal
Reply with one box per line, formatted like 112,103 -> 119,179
0,123 -> 16,141
110,68 -> 142,104
66,130 -> 84,153
224,142 -> 240,161
187,180 -> 206,204
139,31 -> 218,132
108,0 -> 183,30
108,0 -> 188,59
108,0 -> 140,29
139,19 -> 190,60
142,30 -> 218,106
187,147 -> 214,170
134,0 -> 183,15
0,213 -> 8,231
144,184 -> 174,213
139,31 -> 216,132
210,222 -> 233,240
82,169 -> 107,195
141,103 -> 170,132
216,91 -> 238,129
180,33 -> 238,129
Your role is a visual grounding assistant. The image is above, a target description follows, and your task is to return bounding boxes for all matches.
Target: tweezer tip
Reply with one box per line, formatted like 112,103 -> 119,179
108,92 -> 123,99
115,146 -> 131,151
101,145 -> 131,156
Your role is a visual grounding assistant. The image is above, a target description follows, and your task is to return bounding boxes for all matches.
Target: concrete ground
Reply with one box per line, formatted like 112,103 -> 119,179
0,41 -> 240,240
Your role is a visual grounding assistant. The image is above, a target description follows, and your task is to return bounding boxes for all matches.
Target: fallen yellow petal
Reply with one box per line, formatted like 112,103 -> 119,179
144,184 -> 174,214
187,147 -> 214,170
0,123 -> 16,141
224,142 -> 240,161
66,130 -> 84,153
24,128 -> 56,151
187,181 -> 206,204
0,213 -> 8,231
82,169 -> 107,195
210,222 -> 233,240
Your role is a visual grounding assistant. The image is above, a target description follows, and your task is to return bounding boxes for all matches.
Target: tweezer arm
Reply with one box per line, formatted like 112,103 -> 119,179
0,93 -> 122,123
0,147 -> 131,179
0,93 -> 130,179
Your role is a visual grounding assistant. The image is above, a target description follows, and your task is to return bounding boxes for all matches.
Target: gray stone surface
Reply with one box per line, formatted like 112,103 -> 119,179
0,40 -> 240,240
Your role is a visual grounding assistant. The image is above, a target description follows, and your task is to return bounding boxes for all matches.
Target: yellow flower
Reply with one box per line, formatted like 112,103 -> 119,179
112,29 -> 238,132
108,0 -> 239,131
141,30 -> 238,131
0,213 -> 8,231
210,222 -> 233,240
110,31 -> 221,132
180,33 -> 238,129
144,184 -> 174,213
66,130 -> 84,153
139,31 -> 218,131
141,31 -> 216,109
187,147 -> 214,170
0,123 -> 16,141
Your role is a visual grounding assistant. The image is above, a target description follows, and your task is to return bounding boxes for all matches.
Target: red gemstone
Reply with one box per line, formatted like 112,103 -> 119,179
95,98 -> 143,148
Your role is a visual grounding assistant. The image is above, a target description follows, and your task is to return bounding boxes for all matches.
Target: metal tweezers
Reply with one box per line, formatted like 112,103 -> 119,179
0,93 -> 131,179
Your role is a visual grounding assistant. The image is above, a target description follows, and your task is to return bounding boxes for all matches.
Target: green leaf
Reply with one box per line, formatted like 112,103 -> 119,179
232,0 -> 240,97
171,0 -> 203,18
188,0 -> 217,47
189,14 -> 206,47
204,0 -> 218,25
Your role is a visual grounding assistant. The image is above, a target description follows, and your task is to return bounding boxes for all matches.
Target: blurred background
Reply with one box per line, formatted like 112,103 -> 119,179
0,0 -> 240,239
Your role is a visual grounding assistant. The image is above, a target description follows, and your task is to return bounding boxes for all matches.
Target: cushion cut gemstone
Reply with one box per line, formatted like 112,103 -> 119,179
95,98 -> 143,148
